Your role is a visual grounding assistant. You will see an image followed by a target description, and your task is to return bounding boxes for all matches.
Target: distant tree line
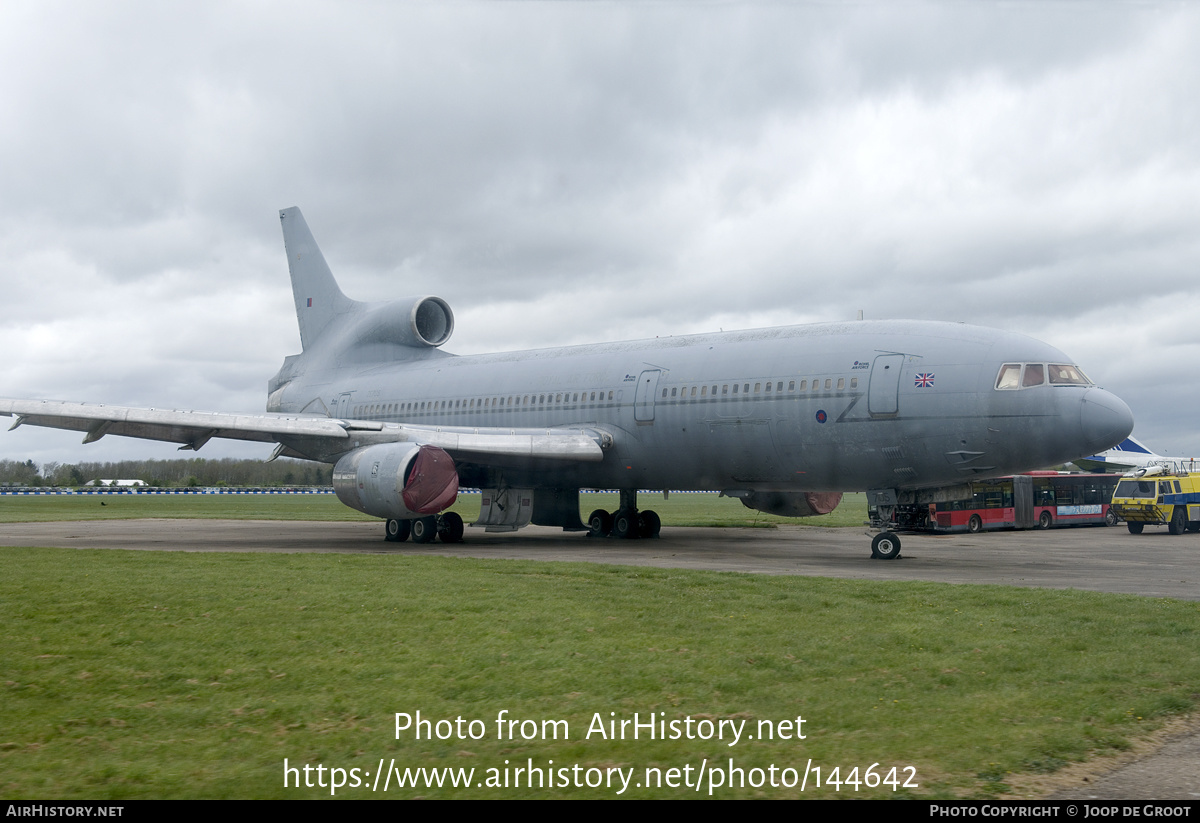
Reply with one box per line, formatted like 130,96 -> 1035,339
0,457 -> 333,488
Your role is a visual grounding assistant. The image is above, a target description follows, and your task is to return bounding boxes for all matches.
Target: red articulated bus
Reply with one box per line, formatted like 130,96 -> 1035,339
921,473 -> 1122,533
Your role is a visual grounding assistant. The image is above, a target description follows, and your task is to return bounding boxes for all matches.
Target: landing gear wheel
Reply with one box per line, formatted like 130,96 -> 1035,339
587,509 -> 613,538
968,515 -> 983,534
871,531 -> 901,560
411,515 -> 439,544
1127,522 -> 1145,535
438,512 -> 464,543
1169,507 -> 1187,536
612,509 -> 639,540
639,510 -> 661,539
385,519 -> 410,543
1038,511 -> 1053,530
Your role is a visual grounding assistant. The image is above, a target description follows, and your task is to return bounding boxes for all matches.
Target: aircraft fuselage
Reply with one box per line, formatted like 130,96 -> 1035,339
270,318 -> 1132,496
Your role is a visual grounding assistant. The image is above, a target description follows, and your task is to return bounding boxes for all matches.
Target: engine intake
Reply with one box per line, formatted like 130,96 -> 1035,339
349,295 -> 455,349
740,491 -> 843,518
333,443 -> 459,519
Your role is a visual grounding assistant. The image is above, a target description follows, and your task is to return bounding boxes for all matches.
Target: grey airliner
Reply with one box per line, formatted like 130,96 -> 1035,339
1,207 -> 1135,558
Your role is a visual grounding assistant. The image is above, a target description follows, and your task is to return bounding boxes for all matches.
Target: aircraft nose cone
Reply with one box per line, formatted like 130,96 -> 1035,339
1079,389 -> 1135,454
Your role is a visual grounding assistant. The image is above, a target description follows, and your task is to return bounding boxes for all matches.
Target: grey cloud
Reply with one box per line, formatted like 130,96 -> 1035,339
2,2 -> 1199,462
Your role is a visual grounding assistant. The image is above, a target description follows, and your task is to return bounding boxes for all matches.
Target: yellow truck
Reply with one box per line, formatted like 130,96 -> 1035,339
1109,468 -> 1200,534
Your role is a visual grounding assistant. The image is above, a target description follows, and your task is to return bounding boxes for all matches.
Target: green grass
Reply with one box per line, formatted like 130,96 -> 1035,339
0,494 -> 374,523
3,547 -> 1199,799
0,491 -> 868,528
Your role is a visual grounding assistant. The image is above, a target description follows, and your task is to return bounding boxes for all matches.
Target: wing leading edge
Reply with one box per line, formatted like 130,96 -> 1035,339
0,399 -> 607,463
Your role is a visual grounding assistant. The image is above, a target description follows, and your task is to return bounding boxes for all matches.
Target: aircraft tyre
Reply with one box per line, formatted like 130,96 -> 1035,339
1038,510 -> 1053,530
438,512 -> 465,543
968,515 -> 983,534
385,518 -> 410,543
871,532 -> 901,560
1127,522 -> 1145,535
587,509 -> 613,538
612,509 -> 639,540
639,510 -> 661,539
411,515 -> 439,544
1169,507 -> 1187,536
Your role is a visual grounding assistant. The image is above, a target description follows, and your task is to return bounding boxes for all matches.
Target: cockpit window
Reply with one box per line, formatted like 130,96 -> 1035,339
995,362 -> 1092,390
1048,364 -> 1090,385
995,364 -> 1021,390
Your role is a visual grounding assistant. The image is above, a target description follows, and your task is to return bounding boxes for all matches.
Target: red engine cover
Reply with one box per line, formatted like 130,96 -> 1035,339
804,491 -> 843,515
401,445 -> 459,514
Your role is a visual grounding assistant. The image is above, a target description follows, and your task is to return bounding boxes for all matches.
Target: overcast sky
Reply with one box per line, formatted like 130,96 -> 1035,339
2,1 -> 1198,468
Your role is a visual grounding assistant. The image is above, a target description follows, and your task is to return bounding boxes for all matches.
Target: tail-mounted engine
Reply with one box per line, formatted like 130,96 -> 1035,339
349,295 -> 454,349
333,443 -> 459,519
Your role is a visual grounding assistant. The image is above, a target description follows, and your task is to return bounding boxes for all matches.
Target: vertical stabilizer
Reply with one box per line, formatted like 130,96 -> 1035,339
279,207 -> 356,350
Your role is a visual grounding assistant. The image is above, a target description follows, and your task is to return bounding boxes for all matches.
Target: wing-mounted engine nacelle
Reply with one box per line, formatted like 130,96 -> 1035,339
349,295 -> 454,349
333,443 -> 459,519
740,491 -> 843,518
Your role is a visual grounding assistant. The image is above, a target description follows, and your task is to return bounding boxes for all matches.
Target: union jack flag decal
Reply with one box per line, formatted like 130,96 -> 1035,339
914,373 -> 935,388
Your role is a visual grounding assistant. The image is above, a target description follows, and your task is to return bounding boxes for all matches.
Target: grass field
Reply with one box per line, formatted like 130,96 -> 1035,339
2,494 -> 1197,799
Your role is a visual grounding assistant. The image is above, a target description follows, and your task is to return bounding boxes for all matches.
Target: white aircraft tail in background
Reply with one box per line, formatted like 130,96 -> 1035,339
1074,436 -> 1200,474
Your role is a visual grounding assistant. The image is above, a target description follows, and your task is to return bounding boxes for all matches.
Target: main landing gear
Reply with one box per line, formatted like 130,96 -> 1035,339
867,489 -> 902,560
587,489 -> 661,539
383,512 -> 464,544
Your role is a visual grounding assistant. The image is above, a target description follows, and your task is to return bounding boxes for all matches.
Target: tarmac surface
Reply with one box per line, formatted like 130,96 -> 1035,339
2,517 -> 1198,600
4,518 -> 1199,798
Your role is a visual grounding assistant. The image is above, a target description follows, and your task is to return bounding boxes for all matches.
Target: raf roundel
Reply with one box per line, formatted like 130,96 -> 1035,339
815,409 -> 828,424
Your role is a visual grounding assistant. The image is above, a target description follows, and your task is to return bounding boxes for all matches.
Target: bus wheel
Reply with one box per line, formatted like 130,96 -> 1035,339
968,515 -> 983,534
1169,507 -> 1187,535
1038,511 -> 1053,530
1105,509 -> 1117,527
1127,522 -> 1145,535
871,532 -> 901,560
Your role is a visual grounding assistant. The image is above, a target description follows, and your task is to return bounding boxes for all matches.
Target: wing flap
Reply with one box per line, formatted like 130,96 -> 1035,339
396,426 -> 606,461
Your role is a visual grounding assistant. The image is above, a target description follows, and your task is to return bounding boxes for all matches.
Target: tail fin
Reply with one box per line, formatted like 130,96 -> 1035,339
279,207 -> 356,350
1114,436 -> 1156,456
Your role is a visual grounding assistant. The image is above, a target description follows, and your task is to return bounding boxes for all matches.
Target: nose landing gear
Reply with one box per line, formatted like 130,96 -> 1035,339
867,489 -> 903,560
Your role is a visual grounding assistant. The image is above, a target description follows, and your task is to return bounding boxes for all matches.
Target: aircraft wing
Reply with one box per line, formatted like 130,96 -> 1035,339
0,399 -> 607,461
1072,455 -> 1136,473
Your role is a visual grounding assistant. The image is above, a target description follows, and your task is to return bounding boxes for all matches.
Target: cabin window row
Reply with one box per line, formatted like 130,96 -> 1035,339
355,390 -> 618,418
660,376 -> 859,399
